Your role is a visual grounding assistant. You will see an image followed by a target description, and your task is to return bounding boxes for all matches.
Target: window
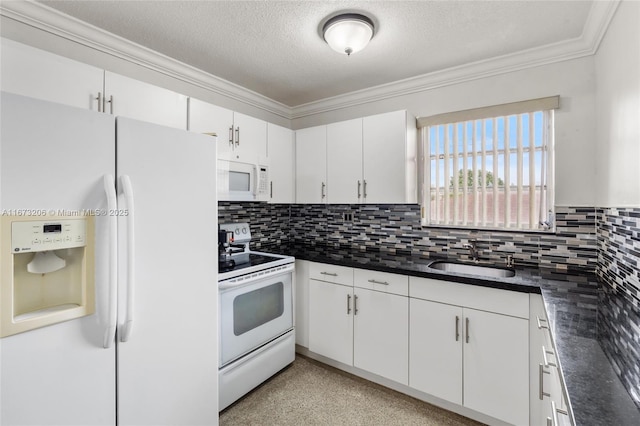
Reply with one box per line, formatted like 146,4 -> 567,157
418,96 -> 558,231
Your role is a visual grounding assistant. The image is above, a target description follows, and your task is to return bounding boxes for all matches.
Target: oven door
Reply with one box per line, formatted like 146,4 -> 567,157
219,268 -> 293,367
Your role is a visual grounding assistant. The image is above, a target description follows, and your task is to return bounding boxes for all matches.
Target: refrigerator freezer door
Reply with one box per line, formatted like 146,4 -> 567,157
0,92 -> 116,425
115,117 -> 218,425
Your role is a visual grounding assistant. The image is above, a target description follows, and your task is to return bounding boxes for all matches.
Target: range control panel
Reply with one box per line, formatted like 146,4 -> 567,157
219,222 -> 251,243
12,219 -> 87,253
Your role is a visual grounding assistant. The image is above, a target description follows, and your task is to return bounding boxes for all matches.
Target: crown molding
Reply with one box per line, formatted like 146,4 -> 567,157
1,0 -> 620,121
0,1 -> 293,120
290,0 -> 621,118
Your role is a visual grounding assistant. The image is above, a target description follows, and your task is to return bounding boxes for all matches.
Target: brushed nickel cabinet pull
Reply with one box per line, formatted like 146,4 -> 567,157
354,294 -> 358,315
367,279 -> 389,285
465,317 -> 470,343
542,346 -> 557,367
537,315 -> 549,330
551,400 -> 569,426
455,316 -> 460,341
347,294 -> 351,315
95,92 -> 102,112
107,95 -> 113,114
363,180 -> 367,198
539,363 -> 551,400
321,182 -> 326,199
357,180 -> 361,199
228,126 -> 234,147
270,181 -> 273,199
235,126 -> 240,147
320,272 -> 338,276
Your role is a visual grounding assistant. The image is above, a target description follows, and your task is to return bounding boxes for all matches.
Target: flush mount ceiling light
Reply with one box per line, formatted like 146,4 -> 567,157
322,13 -> 375,56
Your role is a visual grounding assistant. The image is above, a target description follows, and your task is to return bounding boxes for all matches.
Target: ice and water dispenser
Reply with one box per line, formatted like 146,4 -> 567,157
0,215 -> 95,338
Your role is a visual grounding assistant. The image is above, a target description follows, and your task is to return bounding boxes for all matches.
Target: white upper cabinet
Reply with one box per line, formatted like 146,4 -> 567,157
188,98 -> 235,159
295,125 -> 327,204
267,123 -> 294,203
1,39 -> 188,129
1,38 -> 104,111
232,112 -> 267,165
295,110 -> 417,204
327,118 -> 363,204
104,71 -> 187,130
363,110 -> 417,204
188,98 -> 266,165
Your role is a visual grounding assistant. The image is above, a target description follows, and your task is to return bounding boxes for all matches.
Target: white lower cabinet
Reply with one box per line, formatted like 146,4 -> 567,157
409,277 -> 530,425
305,263 -> 532,425
308,264 -> 409,385
308,279 -> 354,366
409,299 -> 463,404
353,287 -> 408,385
463,308 -> 529,425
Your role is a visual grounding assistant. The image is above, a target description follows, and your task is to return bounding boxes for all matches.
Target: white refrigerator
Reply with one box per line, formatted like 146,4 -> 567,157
0,92 -> 218,425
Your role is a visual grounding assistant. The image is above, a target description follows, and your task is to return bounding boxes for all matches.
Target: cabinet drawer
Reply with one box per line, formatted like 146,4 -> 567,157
309,263 -> 353,286
354,268 -> 408,296
409,277 -> 529,319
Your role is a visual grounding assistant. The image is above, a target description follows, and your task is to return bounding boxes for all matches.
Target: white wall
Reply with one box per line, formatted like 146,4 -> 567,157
595,0 -> 640,208
292,58 -> 598,208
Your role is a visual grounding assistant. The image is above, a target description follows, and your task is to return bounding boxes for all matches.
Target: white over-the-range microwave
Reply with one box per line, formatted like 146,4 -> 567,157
218,159 -> 269,202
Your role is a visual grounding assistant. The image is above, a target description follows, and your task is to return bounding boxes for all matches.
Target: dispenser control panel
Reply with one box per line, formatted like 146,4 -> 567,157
11,219 -> 87,253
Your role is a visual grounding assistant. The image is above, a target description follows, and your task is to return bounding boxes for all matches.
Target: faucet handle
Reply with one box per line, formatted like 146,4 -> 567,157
506,254 -> 514,268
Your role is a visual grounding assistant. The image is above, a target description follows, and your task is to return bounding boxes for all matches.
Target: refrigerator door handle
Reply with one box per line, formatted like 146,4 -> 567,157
119,175 -> 135,343
103,174 -> 118,348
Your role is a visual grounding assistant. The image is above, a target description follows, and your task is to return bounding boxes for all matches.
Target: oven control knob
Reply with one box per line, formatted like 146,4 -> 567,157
242,227 -> 247,234
234,228 -> 240,235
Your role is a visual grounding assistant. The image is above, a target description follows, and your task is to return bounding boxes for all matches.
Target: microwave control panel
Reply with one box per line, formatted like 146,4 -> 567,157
258,166 -> 268,195
12,218 -> 87,253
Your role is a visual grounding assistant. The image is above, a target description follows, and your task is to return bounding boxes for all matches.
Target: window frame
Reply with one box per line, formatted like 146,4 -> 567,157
418,96 -> 558,232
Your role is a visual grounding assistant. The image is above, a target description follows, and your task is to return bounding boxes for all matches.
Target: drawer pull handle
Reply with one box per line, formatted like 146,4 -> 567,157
537,315 -> 549,330
550,400 -> 569,426
542,346 -> 557,368
367,279 -> 389,285
320,272 -> 338,277
539,363 -> 551,400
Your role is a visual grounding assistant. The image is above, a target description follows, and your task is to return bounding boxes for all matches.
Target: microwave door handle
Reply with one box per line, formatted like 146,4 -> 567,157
253,164 -> 259,196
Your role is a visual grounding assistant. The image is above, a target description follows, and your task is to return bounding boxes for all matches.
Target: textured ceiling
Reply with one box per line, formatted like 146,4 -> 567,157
38,1 -> 593,107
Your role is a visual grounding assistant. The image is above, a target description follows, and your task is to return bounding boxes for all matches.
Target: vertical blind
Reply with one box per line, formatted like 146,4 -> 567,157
418,96 -> 558,230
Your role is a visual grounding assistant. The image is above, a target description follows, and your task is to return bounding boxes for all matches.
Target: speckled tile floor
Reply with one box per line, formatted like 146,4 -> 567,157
219,355 -> 484,426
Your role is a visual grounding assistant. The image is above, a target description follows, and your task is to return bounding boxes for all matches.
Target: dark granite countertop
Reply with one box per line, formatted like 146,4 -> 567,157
268,243 -> 640,426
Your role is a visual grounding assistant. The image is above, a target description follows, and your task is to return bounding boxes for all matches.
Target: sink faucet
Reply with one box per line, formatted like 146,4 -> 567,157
463,240 -> 480,263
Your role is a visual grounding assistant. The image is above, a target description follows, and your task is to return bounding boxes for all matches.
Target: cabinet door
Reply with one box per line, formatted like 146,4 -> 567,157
308,280 -> 352,365
327,118 -> 363,204
295,126 -> 327,204
188,98 -> 234,160
353,289 -> 408,385
233,112 -> 267,165
464,308 -> 529,426
409,298 -> 463,404
363,110 -> 413,203
1,38 -> 104,111
267,123 -> 294,203
104,71 -> 187,129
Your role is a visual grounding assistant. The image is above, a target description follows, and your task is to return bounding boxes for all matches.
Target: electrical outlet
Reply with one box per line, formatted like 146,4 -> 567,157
342,212 -> 353,222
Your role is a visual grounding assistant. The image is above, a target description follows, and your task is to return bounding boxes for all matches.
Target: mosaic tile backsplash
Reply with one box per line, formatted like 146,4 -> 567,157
596,207 -> 640,407
218,201 -> 639,406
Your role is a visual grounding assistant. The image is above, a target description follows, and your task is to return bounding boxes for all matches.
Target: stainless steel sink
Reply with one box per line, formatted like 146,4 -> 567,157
428,261 -> 516,278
